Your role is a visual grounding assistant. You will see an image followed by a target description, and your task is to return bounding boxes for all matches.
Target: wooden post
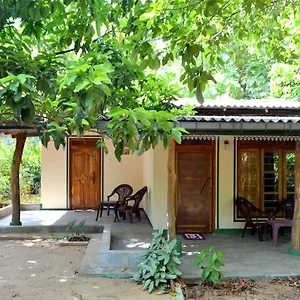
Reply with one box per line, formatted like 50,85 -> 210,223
167,138 -> 176,240
291,140 -> 300,251
10,132 -> 27,226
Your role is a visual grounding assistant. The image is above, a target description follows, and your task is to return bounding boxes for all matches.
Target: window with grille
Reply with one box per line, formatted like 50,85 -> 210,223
237,140 -> 295,215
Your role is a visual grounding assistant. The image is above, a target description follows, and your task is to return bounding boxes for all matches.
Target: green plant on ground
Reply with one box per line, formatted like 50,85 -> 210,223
194,246 -> 224,284
20,195 -> 41,204
133,229 -> 182,293
66,220 -> 86,237
64,220 -> 90,242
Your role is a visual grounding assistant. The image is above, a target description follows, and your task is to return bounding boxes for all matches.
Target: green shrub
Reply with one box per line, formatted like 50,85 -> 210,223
133,229 -> 182,293
0,138 -> 14,201
194,246 -> 224,284
0,137 -> 41,202
20,138 -> 41,195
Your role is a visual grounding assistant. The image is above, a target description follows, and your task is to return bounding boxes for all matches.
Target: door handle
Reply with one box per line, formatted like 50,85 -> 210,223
201,177 -> 211,194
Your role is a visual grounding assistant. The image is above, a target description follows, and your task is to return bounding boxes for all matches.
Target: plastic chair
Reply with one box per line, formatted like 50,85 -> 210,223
95,184 -> 133,221
114,186 -> 147,223
235,196 -> 271,241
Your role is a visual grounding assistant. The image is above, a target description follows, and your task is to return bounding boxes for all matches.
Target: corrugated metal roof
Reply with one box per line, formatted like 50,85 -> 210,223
177,115 -> 300,123
176,97 -> 300,109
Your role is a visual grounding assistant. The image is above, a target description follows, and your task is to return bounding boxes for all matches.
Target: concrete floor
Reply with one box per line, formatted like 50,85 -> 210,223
179,232 -> 300,279
0,210 -> 69,226
108,221 -> 300,278
1,210 -> 300,279
0,209 -> 154,250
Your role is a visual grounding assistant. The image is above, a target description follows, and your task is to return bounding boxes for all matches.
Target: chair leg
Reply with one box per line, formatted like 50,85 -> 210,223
258,225 -> 263,241
273,225 -> 279,248
100,205 -> 104,217
96,204 -> 101,221
107,206 -> 110,215
135,211 -> 141,221
129,212 -> 133,223
114,207 -> 119,222
264,223 -> 269,239
242,222 -> 247,237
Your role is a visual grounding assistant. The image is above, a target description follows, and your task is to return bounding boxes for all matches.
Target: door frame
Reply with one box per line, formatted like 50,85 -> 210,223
175,142 -> 216,233
68,137 -> 102,209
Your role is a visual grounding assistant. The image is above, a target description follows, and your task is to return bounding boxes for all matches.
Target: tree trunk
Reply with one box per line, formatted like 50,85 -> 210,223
291,140 -> 300,249
167,138 -> 176,240
10,133 -> 27,226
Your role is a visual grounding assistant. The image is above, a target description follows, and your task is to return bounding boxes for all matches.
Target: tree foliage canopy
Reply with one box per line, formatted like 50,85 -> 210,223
0,0 -> 299,159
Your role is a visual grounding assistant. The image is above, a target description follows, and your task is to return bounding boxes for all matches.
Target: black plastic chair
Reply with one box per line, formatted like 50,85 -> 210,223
95,184 -> 133,221
235,196 -> 271,241
273,197 -> 295,220
114,186 -> 147,223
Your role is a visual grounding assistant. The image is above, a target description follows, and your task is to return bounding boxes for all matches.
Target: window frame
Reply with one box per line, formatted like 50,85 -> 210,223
283,150 -> 295,200
237,140 -> 295,216
237,148 -> 261,209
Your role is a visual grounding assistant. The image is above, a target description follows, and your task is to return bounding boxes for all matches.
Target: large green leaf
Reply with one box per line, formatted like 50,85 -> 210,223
99,84 -> 111,96
74,81 -> 90,92
162,132 -> 169,149
202,266 -> 211,280
0,74 -> 15,85
134,111 -> 151,126
196,85 -> 204,103
171,129 -> 182,144
17,74 -> 35,84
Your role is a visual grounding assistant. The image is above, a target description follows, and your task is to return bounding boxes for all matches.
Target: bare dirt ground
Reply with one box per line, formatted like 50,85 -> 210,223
0,240 -> 171,300
0,240 -> 299,300
184,277 -> 300,300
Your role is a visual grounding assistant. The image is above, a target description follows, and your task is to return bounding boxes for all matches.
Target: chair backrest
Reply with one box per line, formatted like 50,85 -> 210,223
275,197 -> 295,219
130,186 -> 148,211
284,198 -> 295,219
235,196 -> 258,219
110,184 -> 133,202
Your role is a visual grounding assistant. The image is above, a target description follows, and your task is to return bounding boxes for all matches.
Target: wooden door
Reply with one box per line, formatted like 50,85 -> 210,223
69,139 -> 101,209
176,147 -> 214,233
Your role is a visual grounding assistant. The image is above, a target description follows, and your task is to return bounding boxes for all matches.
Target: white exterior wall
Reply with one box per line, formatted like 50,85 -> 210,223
41,136 -> 143,209
41,141 -> 67,209
102,137 -> 143,201
218,136 -> 243,229
143,149 -> 154,221
143,142 -> 168,229
152,142 -> 168,229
